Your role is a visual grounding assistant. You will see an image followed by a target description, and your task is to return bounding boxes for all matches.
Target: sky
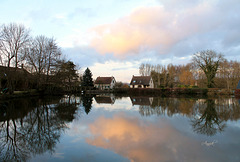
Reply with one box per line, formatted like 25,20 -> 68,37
0,0 -> 240,82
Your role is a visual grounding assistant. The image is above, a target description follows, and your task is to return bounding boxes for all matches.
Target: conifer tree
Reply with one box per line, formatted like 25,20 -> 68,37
81,68 -> 94,89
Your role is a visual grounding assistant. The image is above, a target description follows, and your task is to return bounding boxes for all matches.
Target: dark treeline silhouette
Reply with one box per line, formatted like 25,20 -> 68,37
0,23 -> 80,94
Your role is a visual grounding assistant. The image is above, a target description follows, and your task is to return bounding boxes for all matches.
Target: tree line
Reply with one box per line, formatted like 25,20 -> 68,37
0,23 -> 80,93
139,50 -> 240,89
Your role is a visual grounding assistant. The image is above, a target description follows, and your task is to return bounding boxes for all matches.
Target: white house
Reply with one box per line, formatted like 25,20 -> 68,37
94,76 -> 116,90
130,76 -> 154,88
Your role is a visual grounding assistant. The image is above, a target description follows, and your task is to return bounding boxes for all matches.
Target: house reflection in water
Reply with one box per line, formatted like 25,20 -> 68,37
130,96 -> 153,106
94,95 -> 115,104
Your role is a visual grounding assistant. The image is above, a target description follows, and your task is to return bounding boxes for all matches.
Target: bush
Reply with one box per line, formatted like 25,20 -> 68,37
218,89 -> 232,95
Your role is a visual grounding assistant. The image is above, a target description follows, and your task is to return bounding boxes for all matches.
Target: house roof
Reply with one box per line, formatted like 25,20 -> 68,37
0,65 -> 30,77
130,76 -> 152,85
95,77 -> 115,84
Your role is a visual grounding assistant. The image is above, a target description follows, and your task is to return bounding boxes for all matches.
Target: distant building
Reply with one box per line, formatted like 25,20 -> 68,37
94,76 -> 116,90
130,75 -> 154,88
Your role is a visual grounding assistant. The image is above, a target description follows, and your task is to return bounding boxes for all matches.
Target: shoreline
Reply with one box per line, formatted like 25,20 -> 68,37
1,87 -> 237,100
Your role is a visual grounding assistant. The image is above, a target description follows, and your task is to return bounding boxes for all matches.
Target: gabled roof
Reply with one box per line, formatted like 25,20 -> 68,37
0,65 -> 30,77
95,77 -> 115,84
130,76 -> 151,85
0,65 -> 29,73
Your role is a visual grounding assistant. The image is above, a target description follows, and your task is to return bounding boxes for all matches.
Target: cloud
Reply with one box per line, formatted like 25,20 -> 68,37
159,0 -> 203,10
88,60 -> 139,82
62,46 -> 114,68
88,0 -> 240,60
89,6 -> 174,58
68,7 -> 96,19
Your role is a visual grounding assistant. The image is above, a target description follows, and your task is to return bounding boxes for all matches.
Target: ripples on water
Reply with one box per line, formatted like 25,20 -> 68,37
0,95 -> 240,162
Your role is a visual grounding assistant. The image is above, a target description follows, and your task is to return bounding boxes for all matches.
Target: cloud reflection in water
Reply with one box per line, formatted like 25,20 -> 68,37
86,114 -> 203,162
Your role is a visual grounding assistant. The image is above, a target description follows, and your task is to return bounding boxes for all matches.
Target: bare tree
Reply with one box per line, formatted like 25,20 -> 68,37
139,63 -> 154,76
25,36 -> 48,74
25,36 -> 61,74
45,37 -> 62,79
24,36 -> 62,88
192,50 -> 225,88
0,23 -> 30,68
0,44 -> 3,65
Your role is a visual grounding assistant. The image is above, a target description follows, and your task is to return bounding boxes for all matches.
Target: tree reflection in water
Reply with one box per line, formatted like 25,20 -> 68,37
138,97 -> 196,117
82,95 -> 93,115
191,99 -> 225,136
0,96 -> 79,161
137,97 -> 240,136
1,95 -> 239,161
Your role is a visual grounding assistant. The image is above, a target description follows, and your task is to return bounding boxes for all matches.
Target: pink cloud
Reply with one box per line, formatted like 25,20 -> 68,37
89,2 -> 219,58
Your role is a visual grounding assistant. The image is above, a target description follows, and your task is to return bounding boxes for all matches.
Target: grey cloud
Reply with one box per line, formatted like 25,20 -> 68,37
62,46 -> 115,68
155,0 -> 240,61
68,8 -> 96,19
159,0 -> 203,10
29,9 -> 51,21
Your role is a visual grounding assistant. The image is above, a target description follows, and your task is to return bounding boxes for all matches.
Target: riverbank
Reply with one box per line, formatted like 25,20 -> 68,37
0,87 -> 237,99
0,89 -> 42,99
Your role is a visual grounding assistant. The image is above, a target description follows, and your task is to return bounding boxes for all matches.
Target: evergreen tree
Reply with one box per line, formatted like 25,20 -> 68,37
81,68 -> 94,89
55,60 -> 79,88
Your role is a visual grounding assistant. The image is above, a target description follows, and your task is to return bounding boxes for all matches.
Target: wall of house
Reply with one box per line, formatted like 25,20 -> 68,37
149,78 -> 154,88
95,84 -> 112,90
110,79 -> 116,89
130,84 -> 153,88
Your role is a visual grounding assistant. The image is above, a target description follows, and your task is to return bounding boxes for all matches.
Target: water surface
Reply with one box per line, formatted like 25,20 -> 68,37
1,95 -> 240,162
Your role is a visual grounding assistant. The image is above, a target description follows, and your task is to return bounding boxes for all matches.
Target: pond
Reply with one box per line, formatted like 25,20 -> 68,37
0,95 -> 240,162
